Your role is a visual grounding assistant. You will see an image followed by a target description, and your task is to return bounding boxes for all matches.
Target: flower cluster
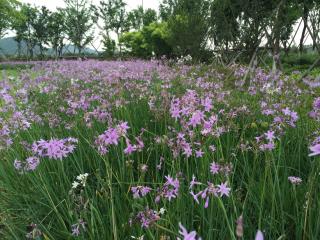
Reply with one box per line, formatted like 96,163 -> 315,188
190,181 -> 231,208
288,176 -> 302,185
155,175 -> 180,202
210,161 -> 233,176
131,208 -> 160,228
14,157 -> 40,173
309,97 -> 320,121
256,103 -> 299,151
32,137 -> 78,160
95,122 -> 130,154
131,186 -> 152,199
0,124 -> 13,150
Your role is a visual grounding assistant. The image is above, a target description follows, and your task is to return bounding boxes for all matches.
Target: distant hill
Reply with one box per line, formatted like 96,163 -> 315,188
0,37 -> 97,56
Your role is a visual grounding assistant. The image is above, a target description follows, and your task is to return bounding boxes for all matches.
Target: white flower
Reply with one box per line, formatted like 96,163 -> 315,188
131,236 -> 144,240
73,173 -> 89,189
76,173 -> 88,181
159,208 -> 166,215
72,181 -> 79,189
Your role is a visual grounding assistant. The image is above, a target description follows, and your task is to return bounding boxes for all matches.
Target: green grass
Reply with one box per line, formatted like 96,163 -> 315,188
0,63 -> 320,240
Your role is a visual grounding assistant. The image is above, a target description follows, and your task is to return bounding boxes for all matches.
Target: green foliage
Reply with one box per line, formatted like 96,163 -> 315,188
166,0 -> 211,59
102,34 -> 116,57
94,0 -> 129,53
143,8 -> 157,27
32,6 -> 50,57
47,10 -> 66,58
120,31 -> 150,57
120,22 -> 171,58
0,0 -> 19,38
127,6 -> 144,30
210,0 -> 240,49
12,4 -> 39,58
64,0 -> 94,54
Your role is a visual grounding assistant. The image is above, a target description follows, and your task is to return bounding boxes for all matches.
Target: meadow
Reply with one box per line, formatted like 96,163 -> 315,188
0,60 -> 320,240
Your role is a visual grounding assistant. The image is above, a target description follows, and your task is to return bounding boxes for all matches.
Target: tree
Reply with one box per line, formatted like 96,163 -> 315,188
102,34 -> 116,57
94,0 -> 129,54
0,0 -> 19,39
159,0 -> 178,21
166,0 -> 211,59
143,8 -> 157,26
127,6 -> 144,30
64,0 -> 94,54
143,22 -> 171,57
120,22 -> 171,58
48,9 -> 66,58
127,7 -> 157,30
11,4 -> 38,59
32,6 -> 50,57
210,0 -> 240,51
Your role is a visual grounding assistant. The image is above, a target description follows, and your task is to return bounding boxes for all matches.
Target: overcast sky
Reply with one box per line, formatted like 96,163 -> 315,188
20,0 -> 160,11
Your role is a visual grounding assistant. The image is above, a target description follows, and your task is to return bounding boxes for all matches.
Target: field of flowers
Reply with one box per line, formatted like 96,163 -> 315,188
0,60 -> 319,239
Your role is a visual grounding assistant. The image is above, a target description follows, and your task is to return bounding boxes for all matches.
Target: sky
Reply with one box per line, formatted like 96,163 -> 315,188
20,0 -> 160,11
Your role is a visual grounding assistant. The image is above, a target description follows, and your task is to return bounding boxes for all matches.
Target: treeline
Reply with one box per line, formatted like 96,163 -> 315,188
1,0 -> 320,66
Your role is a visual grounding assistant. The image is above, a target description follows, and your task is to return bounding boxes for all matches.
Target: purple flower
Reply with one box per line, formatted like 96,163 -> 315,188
71,219 -> 86,236
259,142 -> 275,151
309,144 -> 320,157
14,159 -> 23,171
313,97 -> 320,110
14,157 -> 40,173
131,186 -> 152,198
195,149 -> 204,158
25,157 -> 40,171
288,176 -> 302,185
156,175 -> 180,202
117,121 -> 130,136
32,138 -> 77,160
210,162 -> 220,175
134,208 -> 160,228
255,230 -> 264,240
178,223 -> 201,240
189,175 -> 201,189
188,110 -> 204,127
264,130 -> 275,142
217,182 -> 231,197
124,139 -> 137,155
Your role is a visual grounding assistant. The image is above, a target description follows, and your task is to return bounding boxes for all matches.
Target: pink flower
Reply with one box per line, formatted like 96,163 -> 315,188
124,140 -> 137,155
188,110 -> 204,127
309,144 -> 320,157
210,162 -> 220,175
255,230 -> 264,240
178,223 -> 201,240
288,176 -> 302,185
217,182 -> 231,197
32,138 -> 77,160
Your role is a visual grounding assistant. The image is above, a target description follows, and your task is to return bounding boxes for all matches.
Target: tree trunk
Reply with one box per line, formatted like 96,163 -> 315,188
300,5 -> 309,53
17,41 -> 21,57
272,1 -> 284,73
299,24 -> 307,53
